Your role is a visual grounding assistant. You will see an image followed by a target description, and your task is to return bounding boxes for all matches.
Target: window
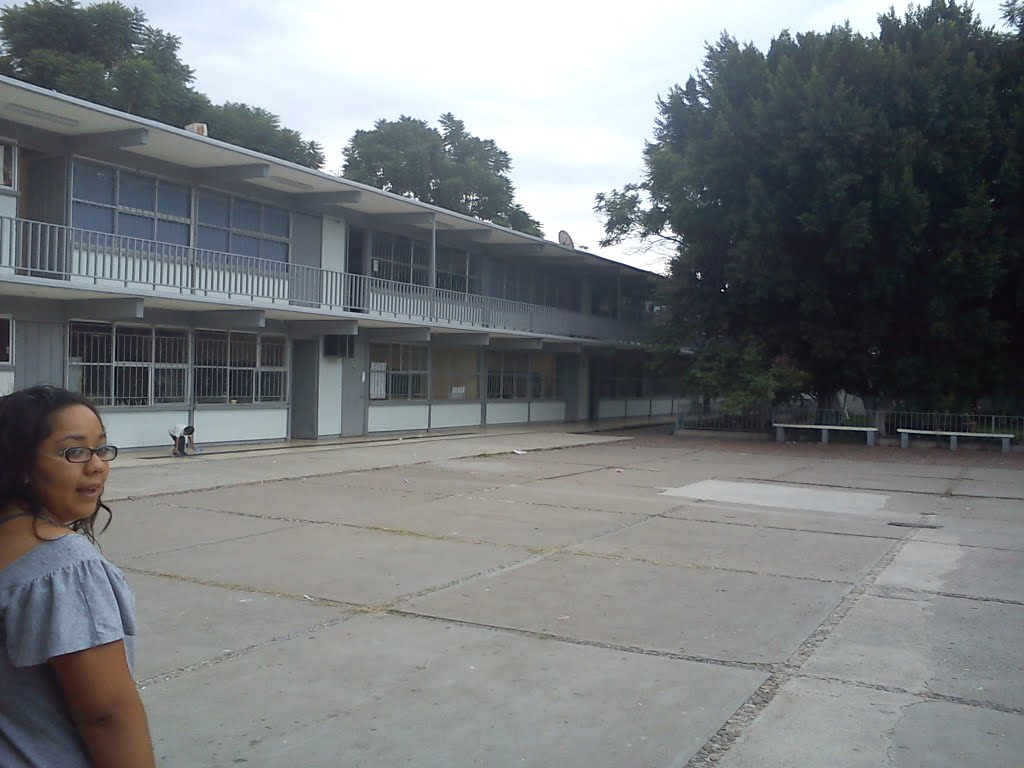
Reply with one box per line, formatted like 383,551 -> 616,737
194,331 -> 287,404
370,233 -> 429,286
436,246 -> 480,294
489,260 -> 579,310
0,317 -> 12,364
68,323 -> 114,405
486,351 -> 529,400
71,162 -> 192,245
197,191 -> 290,263
369,344 -> 428,400
529,353 -> 562,400
1,142 -> 17,189
259,336 -> 288,402
68,323 -> 190,406
431,348 -> 480,400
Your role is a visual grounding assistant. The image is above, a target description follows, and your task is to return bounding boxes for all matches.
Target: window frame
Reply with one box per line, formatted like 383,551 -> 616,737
193,330 -> 289,404
196,189 -> 292,263
370,232 -> 430,287
369,343 -> 429,401
486,351 -> 530,401
0,141 -> 18,190
69,160 -> 292,265
528,352 -> 562,401
71,161 -> 192,246
0,315 -> 13,366
66,323 -> 286,407
67,321 -> 192,407
431,347 -> 481,401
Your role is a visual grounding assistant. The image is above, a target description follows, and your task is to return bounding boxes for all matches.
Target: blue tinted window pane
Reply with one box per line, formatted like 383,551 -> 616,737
118,212 -> 154,239
156,219 -> 190,245
197,225 -> 229,252
198,191 -> 230,226
233,234 -> 260,257
73,201 -> 115,233
261,239 -> 288,262
263,206 -> 289,237
157,182 -> 191,218
233,199 -> 261,232
119,173 -> 155,211
73,163 -> 115,205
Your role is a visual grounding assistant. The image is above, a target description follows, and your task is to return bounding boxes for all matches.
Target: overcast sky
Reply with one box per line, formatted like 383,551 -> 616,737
127,0 -> 1009,273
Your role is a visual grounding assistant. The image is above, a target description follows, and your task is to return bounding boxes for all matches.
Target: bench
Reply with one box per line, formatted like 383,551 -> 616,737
773,423 -> 879,446
897,428 -> 1012,453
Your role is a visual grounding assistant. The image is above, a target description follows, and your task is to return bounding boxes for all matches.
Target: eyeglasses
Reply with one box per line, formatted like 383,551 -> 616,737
57,445 -> 119,463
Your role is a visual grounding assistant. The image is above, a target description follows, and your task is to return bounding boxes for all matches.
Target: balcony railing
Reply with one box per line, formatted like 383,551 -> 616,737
0,217 -> 649,344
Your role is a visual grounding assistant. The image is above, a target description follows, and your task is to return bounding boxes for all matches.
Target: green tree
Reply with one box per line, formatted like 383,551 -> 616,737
598,0 -> 1021,410
343,113 -> 543,236
0,0 -> 324,168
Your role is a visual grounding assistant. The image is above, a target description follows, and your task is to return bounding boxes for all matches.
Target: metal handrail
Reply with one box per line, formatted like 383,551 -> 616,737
0,216 -> 649,344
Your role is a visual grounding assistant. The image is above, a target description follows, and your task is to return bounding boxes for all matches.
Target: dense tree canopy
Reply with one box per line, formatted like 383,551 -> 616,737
343,113 -> 543,237
0,0 -> 324,168
598,0 -> 1024,411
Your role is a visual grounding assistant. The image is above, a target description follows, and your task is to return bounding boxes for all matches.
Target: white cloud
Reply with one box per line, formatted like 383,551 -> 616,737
129,0 -> 1011,271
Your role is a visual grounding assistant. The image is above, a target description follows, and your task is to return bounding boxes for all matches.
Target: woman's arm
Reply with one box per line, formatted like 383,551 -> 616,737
50,640 -> 155,768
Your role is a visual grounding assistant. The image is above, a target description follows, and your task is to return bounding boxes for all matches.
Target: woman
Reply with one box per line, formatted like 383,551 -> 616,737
0,385 -> 155,768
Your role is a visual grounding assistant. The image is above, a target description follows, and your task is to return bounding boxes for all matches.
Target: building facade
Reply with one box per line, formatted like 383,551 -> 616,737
0,76 -> 682,448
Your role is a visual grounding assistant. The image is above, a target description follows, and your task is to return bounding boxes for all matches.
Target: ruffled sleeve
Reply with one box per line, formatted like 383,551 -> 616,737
3,542 -> 137,669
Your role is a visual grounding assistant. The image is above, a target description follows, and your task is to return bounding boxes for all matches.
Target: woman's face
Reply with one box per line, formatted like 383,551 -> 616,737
30,405 -> 110,525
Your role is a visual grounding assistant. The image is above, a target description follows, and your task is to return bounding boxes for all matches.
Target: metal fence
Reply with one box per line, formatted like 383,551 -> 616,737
677,404 -> 1024,443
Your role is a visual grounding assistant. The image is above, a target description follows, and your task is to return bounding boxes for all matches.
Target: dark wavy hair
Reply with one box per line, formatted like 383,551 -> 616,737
0,385 -> 112,542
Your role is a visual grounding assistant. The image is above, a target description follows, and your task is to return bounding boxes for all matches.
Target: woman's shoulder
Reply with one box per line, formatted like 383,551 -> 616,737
0,530 -> 101,592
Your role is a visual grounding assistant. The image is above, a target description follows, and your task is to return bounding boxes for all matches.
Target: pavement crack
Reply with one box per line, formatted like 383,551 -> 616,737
119,566 -> 364,610
869,584 -> 1024,607
796,673 -> 1024,717
384,609 -> 774,674
684,527 -> 918,767
136,612 -> 357,690
563,548 -> 854,586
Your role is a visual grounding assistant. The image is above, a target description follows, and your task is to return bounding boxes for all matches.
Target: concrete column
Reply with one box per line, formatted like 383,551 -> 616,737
429,214 -> 437,289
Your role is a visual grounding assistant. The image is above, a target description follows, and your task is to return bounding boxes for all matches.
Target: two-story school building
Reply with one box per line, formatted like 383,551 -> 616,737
0,75 -> 682,448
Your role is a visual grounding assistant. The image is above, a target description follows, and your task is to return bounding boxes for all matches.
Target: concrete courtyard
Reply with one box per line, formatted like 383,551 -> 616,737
99,428 -> 1024,767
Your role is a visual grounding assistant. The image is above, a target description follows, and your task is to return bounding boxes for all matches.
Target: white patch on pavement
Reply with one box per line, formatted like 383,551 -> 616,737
661,479 -> 889,514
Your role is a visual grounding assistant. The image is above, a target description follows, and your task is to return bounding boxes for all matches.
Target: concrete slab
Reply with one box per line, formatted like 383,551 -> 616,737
661,479 -> 890,515
964,466 -> 1024,483
952,479 -> 1024,499
546,465 -> 718,491
98,500 -> 302,560
429,456 -> 596,481
803,593 -> 1024,710
303,466 -> 500,494
717,677 -> 1024,768
666,501 -> 906,539
129,572 -> 347,682
403,553 -> 849,663
522,444 -> 677,467
107,431 -> 627,499
912,516 -> 1024,551
142,614 -> 767,768
932,496 -> 1024,523
336,495 -> 645,548
131,524 -> 529,606
164,481 -> 443,523
661,453 -> 816,481
481,481 -> 688,515
575,517 -> 894,582
772,468 -> 954,494
876,541 -> 1023,602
